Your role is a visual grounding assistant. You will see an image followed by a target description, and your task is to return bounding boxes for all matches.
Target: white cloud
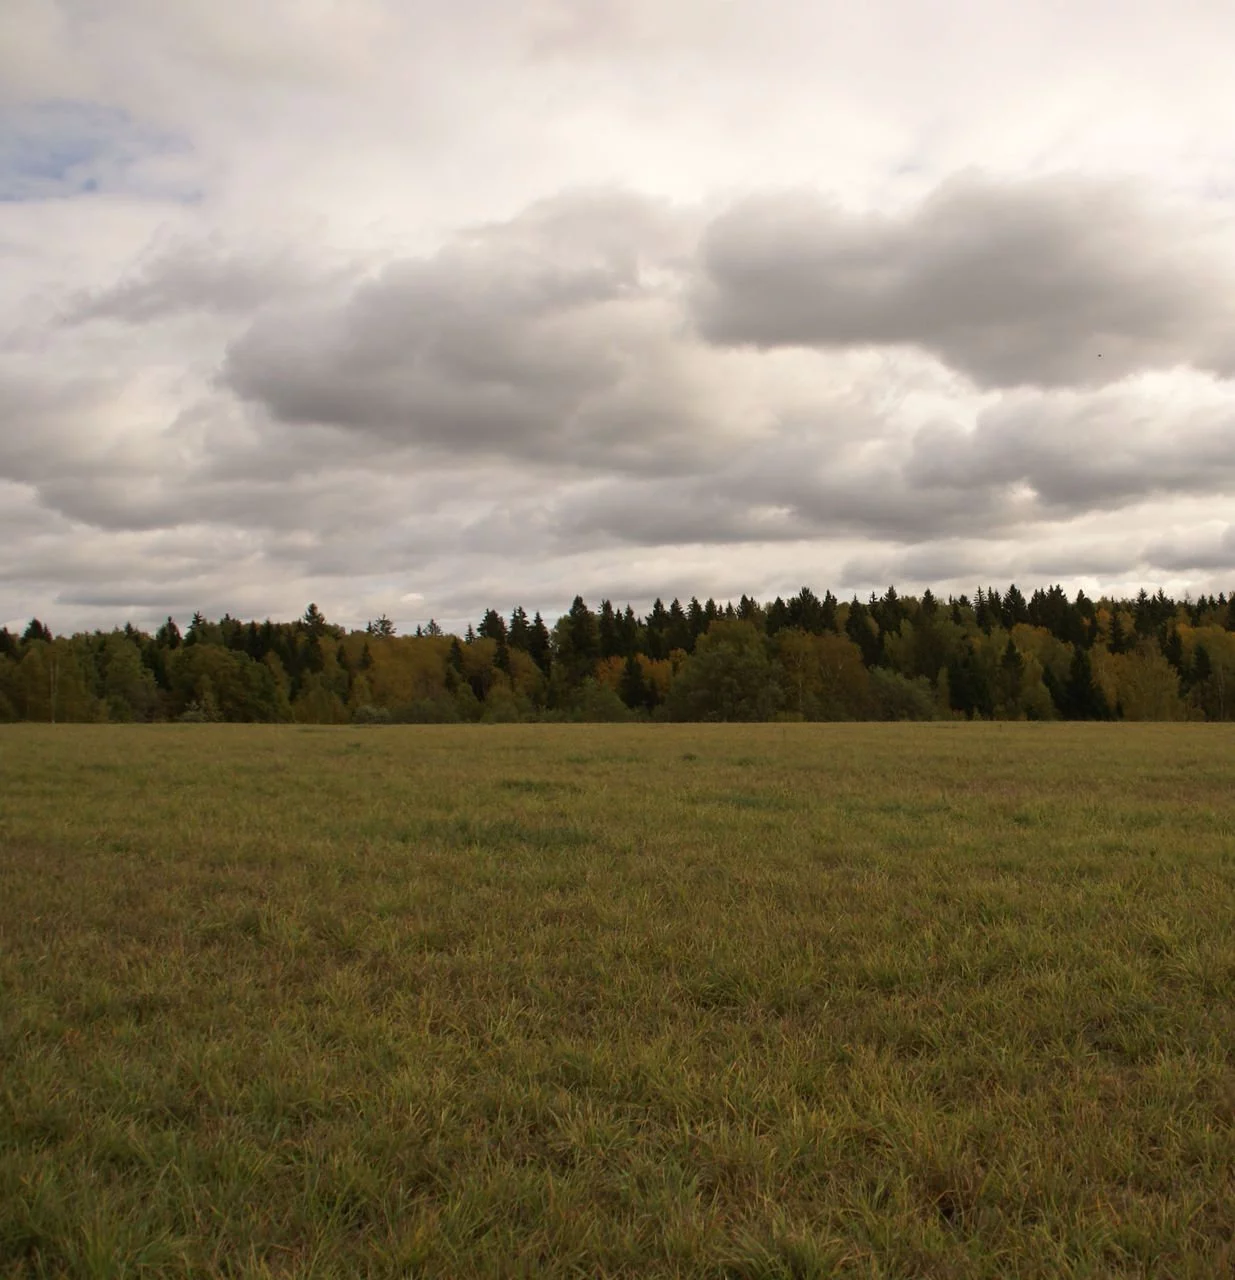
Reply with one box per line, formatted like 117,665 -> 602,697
2,0 -> 1234,635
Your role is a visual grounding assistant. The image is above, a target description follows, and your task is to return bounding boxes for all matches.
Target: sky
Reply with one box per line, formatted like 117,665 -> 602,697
3,1 -> 1235,635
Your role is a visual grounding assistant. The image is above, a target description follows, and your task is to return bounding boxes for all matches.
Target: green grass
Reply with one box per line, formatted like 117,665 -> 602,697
2,723 -> 1234,1278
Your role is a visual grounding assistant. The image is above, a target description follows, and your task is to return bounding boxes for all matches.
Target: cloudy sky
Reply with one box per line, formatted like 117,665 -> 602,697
3,1 -> 1235,634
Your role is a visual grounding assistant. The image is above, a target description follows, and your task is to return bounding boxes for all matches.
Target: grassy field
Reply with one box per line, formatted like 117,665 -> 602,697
1,724 -> 1234,1278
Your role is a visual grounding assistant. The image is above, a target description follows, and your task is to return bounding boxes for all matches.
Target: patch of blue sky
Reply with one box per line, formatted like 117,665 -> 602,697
0,99 -> 198,203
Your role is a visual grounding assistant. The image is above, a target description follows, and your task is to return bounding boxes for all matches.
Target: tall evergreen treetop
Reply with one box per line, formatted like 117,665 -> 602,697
23,619 -> 53,644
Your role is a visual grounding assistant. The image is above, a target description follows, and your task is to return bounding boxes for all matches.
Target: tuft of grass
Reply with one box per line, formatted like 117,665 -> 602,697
1,722 -> 1234,1276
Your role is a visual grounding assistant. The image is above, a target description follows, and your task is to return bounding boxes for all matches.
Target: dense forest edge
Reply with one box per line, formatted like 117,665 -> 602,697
2,585 -> 1233,724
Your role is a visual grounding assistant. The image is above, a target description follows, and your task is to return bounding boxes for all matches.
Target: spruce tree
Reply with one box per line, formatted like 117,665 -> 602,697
528,612 -> 552,674
619,653 -> 650,710
23,619 -> 53,644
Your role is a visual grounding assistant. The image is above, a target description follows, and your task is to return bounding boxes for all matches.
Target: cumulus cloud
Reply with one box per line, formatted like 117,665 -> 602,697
908,373 -> 1235,509
1142,525 -> 1235,573
66,241 -> 319,323
694,173 -> 1235,389
3,1 -> 1235,633
222,191 -> 749,474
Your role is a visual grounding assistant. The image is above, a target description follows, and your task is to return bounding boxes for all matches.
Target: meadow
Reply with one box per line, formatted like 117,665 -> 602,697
1,723 -> 1234,1278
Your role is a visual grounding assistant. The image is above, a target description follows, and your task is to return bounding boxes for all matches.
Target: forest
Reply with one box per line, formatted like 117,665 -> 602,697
1,584 -> 1232,724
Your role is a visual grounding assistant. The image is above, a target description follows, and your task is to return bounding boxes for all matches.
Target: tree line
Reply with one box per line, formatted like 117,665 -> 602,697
1,584 -> 1232,724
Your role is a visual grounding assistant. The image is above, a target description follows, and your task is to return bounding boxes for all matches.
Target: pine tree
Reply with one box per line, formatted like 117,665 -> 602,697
528,612 -> 552,674
1061,646 -> 1110,719
508,606 -> 531,650
645,599 -> 670,659
879,585 -> 903,633
619,653 -> 650,710
765,597 -> 791,635
1163,627 -> 1185,673
736,595 -> 762,626
666,599 -> 692,653
974,587 -> 990,633
156,617 -> 182,649
997,637 -> 1025,712
845,599 -> 881,667
302,603 -> 327,636
598,600 -> 620,659
1002,583 -> 1029,627
947,639 -> 992,719
447,640 -> 468,680
477,609 -> 507,644
618,605 -> 641,657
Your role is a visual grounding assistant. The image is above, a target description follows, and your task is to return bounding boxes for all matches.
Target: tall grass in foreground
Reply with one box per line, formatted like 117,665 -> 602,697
2,723 -> 1234,1277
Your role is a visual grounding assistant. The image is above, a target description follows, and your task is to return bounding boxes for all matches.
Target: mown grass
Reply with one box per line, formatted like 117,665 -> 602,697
2,723 -> 1234,1278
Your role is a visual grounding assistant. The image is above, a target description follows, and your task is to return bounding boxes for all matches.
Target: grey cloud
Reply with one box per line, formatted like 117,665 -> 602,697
550,446 -> 1009,549
222,191 -> 726,474
1019,543 -> 1150,580
0,371 -> 129,483
838,543 -> 985,591
67,242 -> 320,323
56,587 -> 211,610
1142,527 -> 1235,573
909,383 -> 1235,511
694,173 -> 1235,389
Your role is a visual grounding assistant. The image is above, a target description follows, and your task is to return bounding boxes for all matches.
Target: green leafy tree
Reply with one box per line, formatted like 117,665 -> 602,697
867,668 -> 938,720
667,621 -> 782,722
169,646 -> 289,722
100,633 -> 159,721
572,678 -> 633,722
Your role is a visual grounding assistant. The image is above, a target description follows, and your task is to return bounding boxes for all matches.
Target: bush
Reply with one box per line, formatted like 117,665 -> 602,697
867,668 -> 938,721
481,685 -> 530,723
571,679 -> 633,723
390,697 -> 461,724
351,704 -> 392,725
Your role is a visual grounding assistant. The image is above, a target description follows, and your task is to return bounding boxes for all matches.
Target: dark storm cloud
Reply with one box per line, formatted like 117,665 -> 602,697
693,173 -> 1235,389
